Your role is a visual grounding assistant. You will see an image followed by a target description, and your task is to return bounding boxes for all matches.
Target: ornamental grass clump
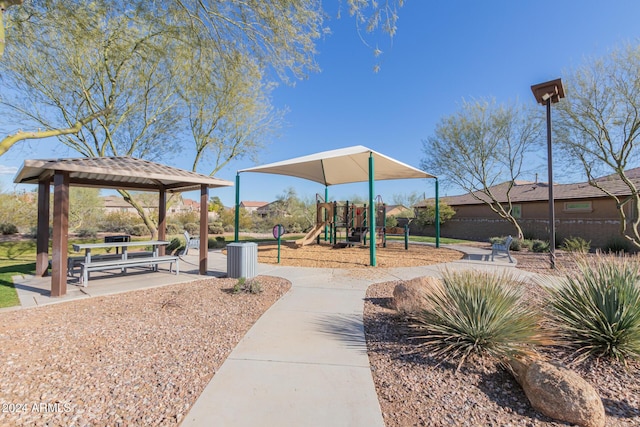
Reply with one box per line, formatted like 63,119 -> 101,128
544,254 -> 640,364
408,270 -> 547,370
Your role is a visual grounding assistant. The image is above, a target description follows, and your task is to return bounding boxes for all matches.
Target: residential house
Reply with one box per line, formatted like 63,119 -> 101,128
240,201 -> 269,215
414,169 -> 640,248
103,195 -> 200,216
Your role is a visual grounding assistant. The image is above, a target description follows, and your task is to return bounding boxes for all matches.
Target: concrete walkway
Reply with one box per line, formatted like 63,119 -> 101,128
7,244 -> 528,426
180,246 -> 528,427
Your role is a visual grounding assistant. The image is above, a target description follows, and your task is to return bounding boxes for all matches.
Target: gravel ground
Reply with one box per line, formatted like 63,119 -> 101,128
364,250 -> 640,427
0,276 -> 290,427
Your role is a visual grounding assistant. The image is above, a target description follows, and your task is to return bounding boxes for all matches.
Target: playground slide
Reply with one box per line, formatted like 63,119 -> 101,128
295,223 -> 326,246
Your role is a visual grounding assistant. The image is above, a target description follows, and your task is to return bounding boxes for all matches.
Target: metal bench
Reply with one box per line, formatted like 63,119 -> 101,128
491,235 -> 514,263
183,231 -> 200,255
68,251 -> 153,277
80,255 -> 179,285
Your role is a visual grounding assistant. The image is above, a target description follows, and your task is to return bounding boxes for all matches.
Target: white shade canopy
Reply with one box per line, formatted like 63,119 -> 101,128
239,145 -> 435,185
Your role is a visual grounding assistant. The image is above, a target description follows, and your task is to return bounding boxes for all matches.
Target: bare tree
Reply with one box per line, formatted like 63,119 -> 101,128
1,0 -> 405,237
555,43 -> 640,248
421,99 -> 543,239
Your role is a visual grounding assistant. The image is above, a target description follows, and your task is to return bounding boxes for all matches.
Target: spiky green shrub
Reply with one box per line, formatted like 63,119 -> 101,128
545,254 -> 640,363
531,239 -> 549,253
561,236 -> 591,253
408,270 -> 546,369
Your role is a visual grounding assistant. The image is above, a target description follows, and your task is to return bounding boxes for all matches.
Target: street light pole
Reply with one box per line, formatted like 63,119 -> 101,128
545,97 -> 556,269
531,78 -> 565,269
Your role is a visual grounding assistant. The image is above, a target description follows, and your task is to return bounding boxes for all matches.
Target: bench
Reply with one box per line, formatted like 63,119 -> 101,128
68,251 -> 153,277
491,235 -> 514,263
184,231 -> 200,255
80,255 -> 180,285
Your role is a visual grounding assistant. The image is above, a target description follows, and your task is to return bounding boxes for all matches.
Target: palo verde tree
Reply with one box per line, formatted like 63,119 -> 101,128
555,43 -> 640,249
421,99 -> 543,239
0,0 -> 404,237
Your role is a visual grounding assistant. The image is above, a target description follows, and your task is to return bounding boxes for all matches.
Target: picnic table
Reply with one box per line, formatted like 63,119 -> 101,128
71,240 -> 178,285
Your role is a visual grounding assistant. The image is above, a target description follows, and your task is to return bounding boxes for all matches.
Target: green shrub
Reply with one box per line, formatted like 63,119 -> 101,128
603,236 -> 632,254
544,254 -> 640,363
0,223 -> 18,235
76,228 -> 97,238
208,222 -> 224,234
561,236 -> 591,253
206,236 -> 227,249
101,211 -> 142,233
166,223 -> 180,234
232,277 -> 262,294
531,240 -> 549,253
408,270 -> 546,370
166,237 -> 182,254
130,224 -> 148,236
386,215 -> 398,228
184,222 -> 199,235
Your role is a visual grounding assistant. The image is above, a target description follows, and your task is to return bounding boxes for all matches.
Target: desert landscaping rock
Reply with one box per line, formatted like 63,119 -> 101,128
392,276 -> 440,314
509,358 -> 606,427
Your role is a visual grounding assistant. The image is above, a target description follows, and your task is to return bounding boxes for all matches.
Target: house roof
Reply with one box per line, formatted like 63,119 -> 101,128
240,201 -> 269,208
239,145 -> 435,185
14,157 -> 233,193
420,168 -> 640,206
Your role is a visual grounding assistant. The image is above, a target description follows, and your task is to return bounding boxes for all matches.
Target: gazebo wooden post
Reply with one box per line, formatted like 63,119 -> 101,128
51,171 -> 69,297
35,179 -> 50,277
199,185 -> 208,274
157,188 -> 167,256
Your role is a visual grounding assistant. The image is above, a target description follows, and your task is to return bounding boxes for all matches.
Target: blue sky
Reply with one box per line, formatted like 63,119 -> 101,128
2,0 -> 640,206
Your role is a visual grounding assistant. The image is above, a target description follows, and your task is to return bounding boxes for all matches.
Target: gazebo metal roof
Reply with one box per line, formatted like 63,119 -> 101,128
14,157 -> 233,191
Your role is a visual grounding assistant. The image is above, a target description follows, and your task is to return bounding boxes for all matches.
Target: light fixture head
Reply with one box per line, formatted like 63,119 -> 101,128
531,78 -> 565,104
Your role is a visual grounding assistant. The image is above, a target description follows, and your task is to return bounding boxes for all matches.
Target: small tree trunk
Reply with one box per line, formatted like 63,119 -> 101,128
118,189 -> 158,239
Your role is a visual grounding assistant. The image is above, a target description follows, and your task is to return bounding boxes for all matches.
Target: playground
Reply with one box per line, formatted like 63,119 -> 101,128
254,241 -> 463,268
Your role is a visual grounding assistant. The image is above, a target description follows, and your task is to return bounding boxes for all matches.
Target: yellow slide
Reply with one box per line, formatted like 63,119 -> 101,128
295,223 -> 326,246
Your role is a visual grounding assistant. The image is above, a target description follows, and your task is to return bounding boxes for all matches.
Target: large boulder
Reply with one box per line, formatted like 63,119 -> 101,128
509,357 -> 605,427
392,276 -> 440,315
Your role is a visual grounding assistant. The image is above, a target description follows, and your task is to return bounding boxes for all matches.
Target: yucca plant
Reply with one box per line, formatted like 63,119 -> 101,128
544,254 -> 640,364
408,270 -> 547,370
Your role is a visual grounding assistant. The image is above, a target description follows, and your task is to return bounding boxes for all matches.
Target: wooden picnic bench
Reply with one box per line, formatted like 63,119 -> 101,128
72,240 -> 178,285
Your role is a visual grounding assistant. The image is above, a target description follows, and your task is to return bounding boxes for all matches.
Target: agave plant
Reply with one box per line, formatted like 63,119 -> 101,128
408,270 -> 547,370
544,253 -> 640,364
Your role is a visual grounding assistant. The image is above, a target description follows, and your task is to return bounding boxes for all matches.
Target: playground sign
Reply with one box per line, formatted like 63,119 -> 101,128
273,224 -> 285,263
272,224 -> 286,239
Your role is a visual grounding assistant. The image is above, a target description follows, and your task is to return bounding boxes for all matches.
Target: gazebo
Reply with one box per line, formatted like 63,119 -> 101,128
14,157 -> 233,297
235,145 -> 439,266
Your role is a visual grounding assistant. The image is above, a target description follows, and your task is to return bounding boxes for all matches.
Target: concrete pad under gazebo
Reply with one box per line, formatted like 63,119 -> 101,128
13,157 -> 233,297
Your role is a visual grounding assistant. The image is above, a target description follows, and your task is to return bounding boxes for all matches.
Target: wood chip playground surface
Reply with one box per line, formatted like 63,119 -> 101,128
250,241 -> 464,269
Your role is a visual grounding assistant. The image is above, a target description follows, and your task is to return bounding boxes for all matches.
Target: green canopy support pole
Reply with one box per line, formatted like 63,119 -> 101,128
234,173 -> 240,242
369,153 -> 376,266
435,177 -> 440,248
324,186 -> 329,241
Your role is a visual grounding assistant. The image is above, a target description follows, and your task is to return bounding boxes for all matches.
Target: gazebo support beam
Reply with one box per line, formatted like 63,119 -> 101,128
36,179 -> 50,277
51,171 -> 69,297
157,188 -> 167,256
200,184 -> 208,274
